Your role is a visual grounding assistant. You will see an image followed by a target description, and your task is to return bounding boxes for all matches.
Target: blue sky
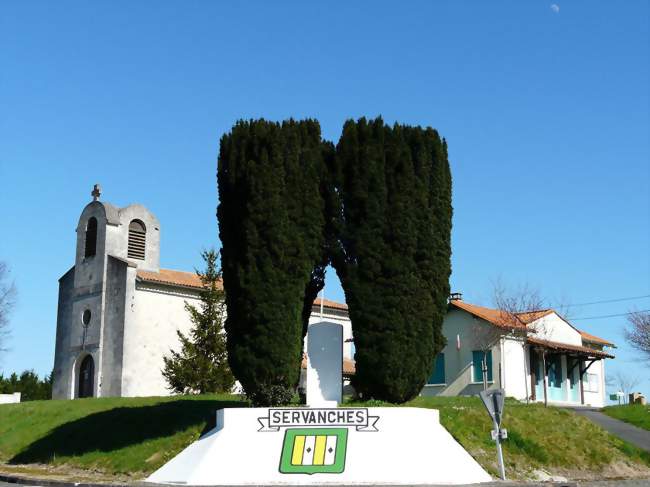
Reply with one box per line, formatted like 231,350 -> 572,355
1,1 -> 648,399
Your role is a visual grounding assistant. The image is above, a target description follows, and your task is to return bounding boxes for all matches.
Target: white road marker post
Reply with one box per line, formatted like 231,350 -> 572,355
479,388 -> 507,480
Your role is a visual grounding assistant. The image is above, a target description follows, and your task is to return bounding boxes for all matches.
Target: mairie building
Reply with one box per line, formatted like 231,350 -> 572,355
53,188 -> 614,407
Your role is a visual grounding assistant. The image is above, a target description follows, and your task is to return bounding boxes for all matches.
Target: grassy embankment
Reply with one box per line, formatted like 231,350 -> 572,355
0,394 -> 649,480
604,404 -> 650,431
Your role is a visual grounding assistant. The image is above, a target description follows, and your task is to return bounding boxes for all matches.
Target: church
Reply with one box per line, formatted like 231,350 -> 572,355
51,187 -> 354,399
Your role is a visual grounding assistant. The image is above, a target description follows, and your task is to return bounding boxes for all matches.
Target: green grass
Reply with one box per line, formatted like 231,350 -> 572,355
347,396 -> 650,478
1,394 -> 649,480
604,404 -> 650,431
0,394 -> 247,476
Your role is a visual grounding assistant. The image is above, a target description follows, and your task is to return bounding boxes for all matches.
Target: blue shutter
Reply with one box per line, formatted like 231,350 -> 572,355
428,353 -> 445,384
473,350 -> 493,383
486,350 -> 493,382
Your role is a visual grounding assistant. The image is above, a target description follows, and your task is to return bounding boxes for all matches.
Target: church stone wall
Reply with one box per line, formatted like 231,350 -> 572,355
52,269 -> 75,399
100,256 -> 131,397
106,204 -> 160,273
53,197 -> 163,399
120,284 -> 200,397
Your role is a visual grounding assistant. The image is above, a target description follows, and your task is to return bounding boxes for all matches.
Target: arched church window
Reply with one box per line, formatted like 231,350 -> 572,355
84,217 -> 97,258
128,219 -> 146,260
78,355 -> 94,398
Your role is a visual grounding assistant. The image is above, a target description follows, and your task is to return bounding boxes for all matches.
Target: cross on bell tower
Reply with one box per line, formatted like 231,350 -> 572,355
91,184 -> 102,201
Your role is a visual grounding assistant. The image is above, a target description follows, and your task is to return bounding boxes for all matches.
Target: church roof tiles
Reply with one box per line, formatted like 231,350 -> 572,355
136,269 -> 348,311
136,268 -> 208,289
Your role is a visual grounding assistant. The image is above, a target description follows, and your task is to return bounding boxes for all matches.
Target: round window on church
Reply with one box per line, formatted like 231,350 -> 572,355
82,309 -> 92,327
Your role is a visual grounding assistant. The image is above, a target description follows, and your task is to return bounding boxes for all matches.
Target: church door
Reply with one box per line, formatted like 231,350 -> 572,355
78,355 -> 94,398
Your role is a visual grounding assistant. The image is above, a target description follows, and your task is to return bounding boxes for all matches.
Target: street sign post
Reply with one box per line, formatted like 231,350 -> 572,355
479,388 -> 507,480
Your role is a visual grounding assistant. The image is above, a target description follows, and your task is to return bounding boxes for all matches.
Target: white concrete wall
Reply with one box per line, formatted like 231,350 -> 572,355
528,313 -> 582,346
306,322 -> 343,406
583,359 -> 606,407
121,284 -> 200,396
0,392 -> 21,404
501,337 -> 529,401
308,309 -> 353,359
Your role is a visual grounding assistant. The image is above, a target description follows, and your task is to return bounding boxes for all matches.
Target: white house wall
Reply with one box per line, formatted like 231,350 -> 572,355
528,313 -> 582,346
582,359 -> 606,408
501,337 -> 529,401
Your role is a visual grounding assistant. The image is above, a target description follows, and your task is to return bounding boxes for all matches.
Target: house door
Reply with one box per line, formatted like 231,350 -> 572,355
530,350 -> 544,401
78,355 -> 94,398
547,354 -> 565,401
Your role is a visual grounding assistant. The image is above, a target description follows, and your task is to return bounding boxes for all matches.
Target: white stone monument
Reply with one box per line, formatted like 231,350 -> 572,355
306,321 -> 343,407
147,320 -> 492,485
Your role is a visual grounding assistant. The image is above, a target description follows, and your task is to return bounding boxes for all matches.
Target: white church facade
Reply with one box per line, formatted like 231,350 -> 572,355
53,188 -> 614,405
52,189 -> 354,400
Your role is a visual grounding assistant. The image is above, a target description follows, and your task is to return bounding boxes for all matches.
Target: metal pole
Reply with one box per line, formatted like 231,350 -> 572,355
493,415 -> 506,480
319,286 -> 325,320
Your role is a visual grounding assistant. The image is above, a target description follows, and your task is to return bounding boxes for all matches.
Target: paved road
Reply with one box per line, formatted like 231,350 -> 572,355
572,408 -> 650,452
3,480 -> 650,487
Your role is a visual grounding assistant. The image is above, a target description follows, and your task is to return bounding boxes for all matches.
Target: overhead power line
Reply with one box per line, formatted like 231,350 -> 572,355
558,294 -> 650,308
570,309 -> 650,321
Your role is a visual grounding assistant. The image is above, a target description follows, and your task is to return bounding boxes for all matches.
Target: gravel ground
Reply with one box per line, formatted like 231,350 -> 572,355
2,478 -> 650,487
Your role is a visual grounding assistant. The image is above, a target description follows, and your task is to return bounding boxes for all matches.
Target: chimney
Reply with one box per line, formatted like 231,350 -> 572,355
449,292 -> 463,302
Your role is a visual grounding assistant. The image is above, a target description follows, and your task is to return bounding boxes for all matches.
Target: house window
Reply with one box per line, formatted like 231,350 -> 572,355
84,217 -> 97,258
547,355 -> 563,388
428,353 -> 445,384
472,350 -> 492,383
127,220 -> 146,260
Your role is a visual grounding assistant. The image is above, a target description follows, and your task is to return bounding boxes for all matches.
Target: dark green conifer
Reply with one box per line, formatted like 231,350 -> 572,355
328,118 -> 452,403
217,119 -> 326,406
162,249 -> 235,394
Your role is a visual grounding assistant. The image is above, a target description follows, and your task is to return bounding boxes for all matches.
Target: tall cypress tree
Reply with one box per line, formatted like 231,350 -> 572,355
328,118 -> 452,403
217,119 -> 326,406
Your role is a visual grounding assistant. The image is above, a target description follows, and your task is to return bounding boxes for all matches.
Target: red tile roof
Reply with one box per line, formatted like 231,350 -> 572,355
137,269 -> 349,311
136,269 -> 208,289
451,300 -> 615,348
515,309 -> 554,323
312,297 -> 348,311
449,300 -> 527,331
301,354 -> 356,376
528,337 -> 615,359
578,330 -> 615,347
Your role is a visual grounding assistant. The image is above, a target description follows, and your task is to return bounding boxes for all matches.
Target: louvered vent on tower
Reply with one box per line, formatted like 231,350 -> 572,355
128,220 -> 146,260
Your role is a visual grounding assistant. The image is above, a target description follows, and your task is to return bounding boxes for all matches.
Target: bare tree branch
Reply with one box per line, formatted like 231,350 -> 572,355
625,310 -> 650,363
606,371 -> 641,403
489,278 -> 568,406
0,261 -> 17,355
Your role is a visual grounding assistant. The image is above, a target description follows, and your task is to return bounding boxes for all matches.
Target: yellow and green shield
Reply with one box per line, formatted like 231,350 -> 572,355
279,428 -> 348,474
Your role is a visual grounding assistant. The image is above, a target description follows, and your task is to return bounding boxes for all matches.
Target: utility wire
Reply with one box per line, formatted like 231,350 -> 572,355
570,309 -> 650,321
558,294 -> 650,308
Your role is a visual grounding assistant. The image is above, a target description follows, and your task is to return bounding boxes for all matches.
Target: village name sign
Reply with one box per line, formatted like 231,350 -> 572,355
147,322 -> 492,485
258,408 -> 380,432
